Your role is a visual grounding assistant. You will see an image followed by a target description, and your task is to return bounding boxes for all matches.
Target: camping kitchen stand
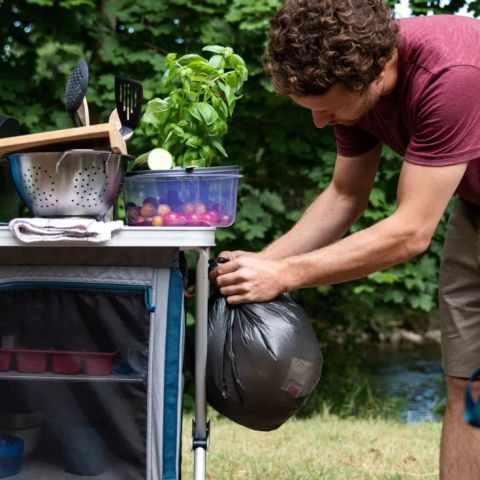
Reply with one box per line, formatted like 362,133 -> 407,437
0,225 -> 214,480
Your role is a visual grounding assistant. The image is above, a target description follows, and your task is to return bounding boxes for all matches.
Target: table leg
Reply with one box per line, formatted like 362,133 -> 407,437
192,247 -> 210,480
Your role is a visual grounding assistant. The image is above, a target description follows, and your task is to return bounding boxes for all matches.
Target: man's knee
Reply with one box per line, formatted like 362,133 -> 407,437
446,376 -> 468,408
446,376 -> 480,410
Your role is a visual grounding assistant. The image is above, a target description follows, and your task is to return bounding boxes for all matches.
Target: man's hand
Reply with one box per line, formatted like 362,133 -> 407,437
211,252 -> 288,304
208,250 -> 253,283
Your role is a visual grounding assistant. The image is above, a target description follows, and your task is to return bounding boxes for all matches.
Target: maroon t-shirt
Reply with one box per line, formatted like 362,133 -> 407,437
334,15 -> 480,206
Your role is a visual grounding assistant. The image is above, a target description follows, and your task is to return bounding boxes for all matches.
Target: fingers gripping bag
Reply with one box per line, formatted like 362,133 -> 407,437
206,287 -> 323,431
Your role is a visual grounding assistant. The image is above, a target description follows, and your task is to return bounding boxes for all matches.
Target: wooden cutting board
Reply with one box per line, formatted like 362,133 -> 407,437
0,121 -> 127,156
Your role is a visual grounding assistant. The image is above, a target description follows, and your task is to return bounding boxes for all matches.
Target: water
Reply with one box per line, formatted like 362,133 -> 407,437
365,343 -> 445,422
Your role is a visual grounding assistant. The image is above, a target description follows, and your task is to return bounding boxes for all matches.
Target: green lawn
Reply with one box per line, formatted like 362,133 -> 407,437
182,412 -> 441,479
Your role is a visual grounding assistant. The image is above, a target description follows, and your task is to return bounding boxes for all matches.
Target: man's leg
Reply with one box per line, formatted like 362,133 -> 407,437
439,199 -> 480,480
440,376 -> 480,480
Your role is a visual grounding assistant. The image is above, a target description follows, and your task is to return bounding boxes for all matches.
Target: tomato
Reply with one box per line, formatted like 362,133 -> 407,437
143,196 -> 158,207
140,203 -> 156,218
126,205 -> 140,222
201,210 -> 219,226
194,202 -> 207,215
152,215 -> 164,226
157,203 -> 171,216
182,202 -> 195,214
219,213 -> 232,226
162,211 -> 184,226
185,212 -> 202,226
130,215 -> 146,226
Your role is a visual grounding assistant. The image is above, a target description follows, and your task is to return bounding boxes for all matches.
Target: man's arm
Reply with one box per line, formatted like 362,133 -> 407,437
259,143 -> 382,259
216,160 -> 468,304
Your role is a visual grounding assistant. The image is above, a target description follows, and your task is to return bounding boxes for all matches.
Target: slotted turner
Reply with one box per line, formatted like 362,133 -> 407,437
115,76 -> 143,137
64,59 -> 89,127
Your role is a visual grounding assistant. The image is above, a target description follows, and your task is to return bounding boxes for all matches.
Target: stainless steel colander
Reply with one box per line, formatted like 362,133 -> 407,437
7,150 -> 129,218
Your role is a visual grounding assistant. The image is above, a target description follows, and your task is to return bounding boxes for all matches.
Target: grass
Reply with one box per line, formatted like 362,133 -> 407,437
181,411 -> 441,479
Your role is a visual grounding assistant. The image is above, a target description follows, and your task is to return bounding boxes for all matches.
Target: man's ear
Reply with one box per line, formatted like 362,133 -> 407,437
376,58 -> 388,82
375,70 -> 386,85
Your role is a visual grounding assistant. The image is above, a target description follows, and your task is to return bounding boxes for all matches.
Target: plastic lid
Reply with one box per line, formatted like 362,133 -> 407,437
126,165 -> 241,178
0,435 -> 24,458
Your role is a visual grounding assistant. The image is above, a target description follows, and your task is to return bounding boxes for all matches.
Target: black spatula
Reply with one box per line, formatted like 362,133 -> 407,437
115,76 -> 143,138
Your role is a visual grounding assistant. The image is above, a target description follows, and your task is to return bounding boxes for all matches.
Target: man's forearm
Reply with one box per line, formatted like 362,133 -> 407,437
279,212 -> 428,290
260,185 -> 366,260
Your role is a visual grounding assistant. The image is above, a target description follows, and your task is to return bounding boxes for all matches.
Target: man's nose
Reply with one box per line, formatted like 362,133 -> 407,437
312,111 -> 332,129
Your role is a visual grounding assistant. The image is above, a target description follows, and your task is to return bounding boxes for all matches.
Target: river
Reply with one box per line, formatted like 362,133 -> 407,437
365,343 -> 445,422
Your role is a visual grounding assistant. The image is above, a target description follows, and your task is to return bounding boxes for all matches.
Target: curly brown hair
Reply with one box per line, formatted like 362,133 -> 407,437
263,0 -> 399,96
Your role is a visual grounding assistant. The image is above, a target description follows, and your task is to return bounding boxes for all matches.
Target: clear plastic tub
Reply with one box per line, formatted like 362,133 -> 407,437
123,166 -> 242,228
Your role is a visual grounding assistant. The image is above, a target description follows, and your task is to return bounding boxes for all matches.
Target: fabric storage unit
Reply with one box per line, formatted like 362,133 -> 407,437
0,247 -> 185,480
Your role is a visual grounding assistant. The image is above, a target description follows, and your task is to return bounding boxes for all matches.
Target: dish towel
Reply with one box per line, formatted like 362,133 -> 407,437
9,218 -> 124,244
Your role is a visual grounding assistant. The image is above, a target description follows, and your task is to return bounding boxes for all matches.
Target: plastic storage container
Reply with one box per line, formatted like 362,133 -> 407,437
51,351 -> 82,375
0,351 -> 11,372
0,435 -> 23,478
15,349 -> 48,374
123,166 -> 242,227
83,352 -> 115,376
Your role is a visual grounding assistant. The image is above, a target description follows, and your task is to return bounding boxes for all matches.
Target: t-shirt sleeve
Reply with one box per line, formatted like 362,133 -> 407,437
405,66 -> 480,165
334,124 -> 381,157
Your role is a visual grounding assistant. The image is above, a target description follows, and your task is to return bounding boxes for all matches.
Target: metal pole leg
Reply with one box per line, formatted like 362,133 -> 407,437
193,247 -> 210,480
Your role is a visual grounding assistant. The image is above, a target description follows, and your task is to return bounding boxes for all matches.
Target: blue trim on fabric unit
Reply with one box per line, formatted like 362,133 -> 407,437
465,364 -> 480,427
162,268 -> 183,480
0,281 -> 155,312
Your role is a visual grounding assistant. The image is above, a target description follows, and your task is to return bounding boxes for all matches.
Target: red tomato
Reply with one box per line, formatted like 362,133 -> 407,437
162,211 -> 180,226
201,210 -> 219,226
185,212 -> 202,226
162,211 -> 186,226
219,214 -> 232,226
131,215 -> 146,226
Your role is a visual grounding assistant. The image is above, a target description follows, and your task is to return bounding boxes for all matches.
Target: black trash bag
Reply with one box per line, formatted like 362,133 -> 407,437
206,292 -> 323,431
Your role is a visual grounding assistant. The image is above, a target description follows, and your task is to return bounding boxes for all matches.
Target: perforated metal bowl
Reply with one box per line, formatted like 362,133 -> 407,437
7,150 -> 130,218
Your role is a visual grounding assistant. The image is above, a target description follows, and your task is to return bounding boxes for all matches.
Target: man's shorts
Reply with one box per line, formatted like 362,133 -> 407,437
440,198 -> 480,377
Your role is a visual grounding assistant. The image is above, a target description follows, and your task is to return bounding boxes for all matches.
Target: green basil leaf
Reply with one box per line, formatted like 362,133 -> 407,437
189,102 -> 219,126
185,61 -> 218,78
202,45 -> 227,54
211,139 -> 228,157
141,98 -> 171,129
160,67 -> 179,91
208,54 -> 225,70
178,54 -> 207,66
185,134 -> 202,148
165,53 -> 177,67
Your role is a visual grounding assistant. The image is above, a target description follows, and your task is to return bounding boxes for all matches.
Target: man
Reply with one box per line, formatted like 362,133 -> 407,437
210,0 -> 480,478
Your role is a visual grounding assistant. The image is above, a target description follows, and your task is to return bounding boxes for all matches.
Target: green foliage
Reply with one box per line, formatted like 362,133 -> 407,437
0,0 -> 472,343
138,46 -> 248,167
299,343 -> 403,420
